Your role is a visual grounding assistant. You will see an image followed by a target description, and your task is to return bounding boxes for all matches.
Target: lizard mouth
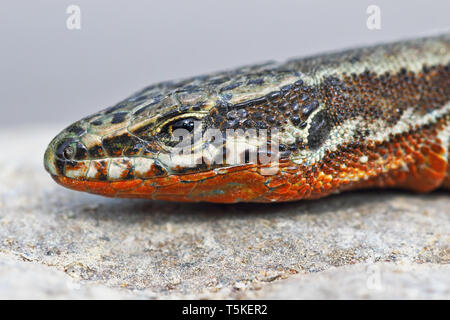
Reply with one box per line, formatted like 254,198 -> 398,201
44,128 -> 291,202
50,161 -> 290,203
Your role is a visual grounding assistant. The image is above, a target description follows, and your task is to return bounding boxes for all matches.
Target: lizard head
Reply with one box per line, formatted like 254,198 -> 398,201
44,63 -> 330,202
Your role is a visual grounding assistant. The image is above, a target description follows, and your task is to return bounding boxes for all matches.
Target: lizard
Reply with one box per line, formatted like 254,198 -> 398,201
44,34 -> 450,203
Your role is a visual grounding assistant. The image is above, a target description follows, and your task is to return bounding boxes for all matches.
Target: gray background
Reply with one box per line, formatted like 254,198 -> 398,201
1,0 -> 448,127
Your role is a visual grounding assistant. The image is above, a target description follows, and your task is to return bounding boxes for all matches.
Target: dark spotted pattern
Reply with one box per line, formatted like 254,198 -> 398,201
102,133 -> 141,157
111,112 -> 128,124
308,110 -> 331,150
88,145 -> 105,158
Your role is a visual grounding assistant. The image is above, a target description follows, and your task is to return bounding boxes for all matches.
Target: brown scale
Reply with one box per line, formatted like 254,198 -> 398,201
333,65 -> 449,129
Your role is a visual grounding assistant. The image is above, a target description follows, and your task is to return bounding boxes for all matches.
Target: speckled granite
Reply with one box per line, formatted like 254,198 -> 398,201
0,125 -> 448,299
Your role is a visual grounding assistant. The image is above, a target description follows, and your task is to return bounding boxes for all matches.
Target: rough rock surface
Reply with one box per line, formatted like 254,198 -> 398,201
0,125 -> 448,299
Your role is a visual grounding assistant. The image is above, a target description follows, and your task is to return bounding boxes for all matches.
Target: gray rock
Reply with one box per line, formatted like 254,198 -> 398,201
0,254 -> 146,299
250,263 -> 450,299
0,125 -> 448,299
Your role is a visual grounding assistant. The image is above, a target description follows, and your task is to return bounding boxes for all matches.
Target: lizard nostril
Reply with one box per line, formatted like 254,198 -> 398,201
62,145 -> 75,160
56,139 -> 77,161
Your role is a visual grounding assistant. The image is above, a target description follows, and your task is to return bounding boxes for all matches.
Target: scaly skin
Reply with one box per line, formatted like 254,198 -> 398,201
44,34 -> 450,203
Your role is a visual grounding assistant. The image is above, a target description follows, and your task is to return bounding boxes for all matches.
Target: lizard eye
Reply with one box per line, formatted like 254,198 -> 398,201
169,118 -> 196,133
158,117 -> 202,147
161,117 -> 199,136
